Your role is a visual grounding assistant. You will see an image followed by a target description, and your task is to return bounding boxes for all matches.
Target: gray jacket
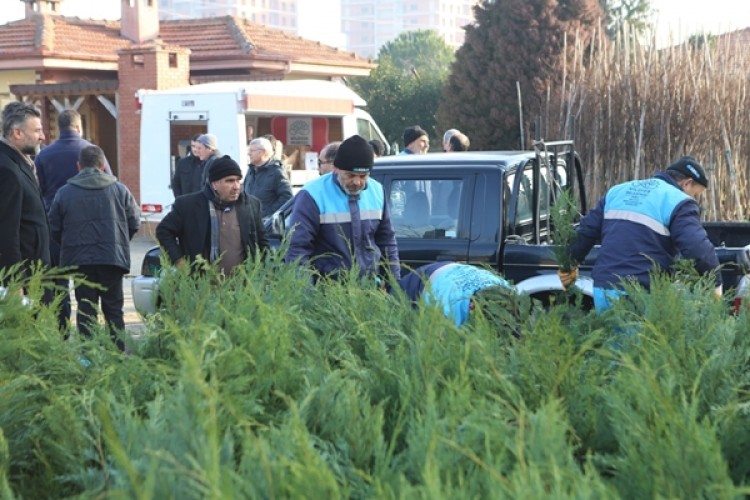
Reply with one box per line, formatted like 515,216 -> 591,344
48,168 -> 140,272
242,159 -> 293,217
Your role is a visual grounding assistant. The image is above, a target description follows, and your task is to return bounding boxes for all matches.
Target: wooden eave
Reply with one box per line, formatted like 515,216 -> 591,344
10,79 -> 118,97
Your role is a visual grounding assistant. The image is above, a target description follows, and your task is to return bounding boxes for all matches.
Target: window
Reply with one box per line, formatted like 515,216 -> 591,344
389,179 -> 462,239
507,158 -> 571,244
512,169 -> 533,222
131,53 -> 144,67
356,118 -> 380,141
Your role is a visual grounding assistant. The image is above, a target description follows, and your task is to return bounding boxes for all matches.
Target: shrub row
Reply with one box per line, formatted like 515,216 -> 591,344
1,255 -> 750,498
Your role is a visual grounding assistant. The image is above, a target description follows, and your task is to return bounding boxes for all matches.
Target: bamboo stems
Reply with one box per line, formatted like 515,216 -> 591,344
547,26 -> 750,220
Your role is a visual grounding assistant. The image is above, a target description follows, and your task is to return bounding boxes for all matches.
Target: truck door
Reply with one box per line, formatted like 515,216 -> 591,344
372,172 -> 473,270
139,107 -> 208,219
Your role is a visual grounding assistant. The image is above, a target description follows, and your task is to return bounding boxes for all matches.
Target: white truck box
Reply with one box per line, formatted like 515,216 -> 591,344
137,79 -> 387,221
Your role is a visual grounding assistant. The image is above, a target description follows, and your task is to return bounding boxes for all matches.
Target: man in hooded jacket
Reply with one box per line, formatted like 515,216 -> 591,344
48,145 -> 140,349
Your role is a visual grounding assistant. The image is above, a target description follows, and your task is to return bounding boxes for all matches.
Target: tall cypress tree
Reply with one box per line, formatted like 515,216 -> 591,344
438,0 -> 604,150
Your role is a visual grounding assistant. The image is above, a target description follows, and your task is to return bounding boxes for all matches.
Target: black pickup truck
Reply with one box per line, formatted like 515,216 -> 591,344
133,140 -> 750,315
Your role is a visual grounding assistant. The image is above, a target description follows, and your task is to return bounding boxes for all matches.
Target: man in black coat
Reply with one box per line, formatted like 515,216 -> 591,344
171,134 -> 202,197
48,145 -> 140,350
0,102 -> 50,293
156,155 -> 269,275
35,109 -> 115,327
35,109 -> 113,211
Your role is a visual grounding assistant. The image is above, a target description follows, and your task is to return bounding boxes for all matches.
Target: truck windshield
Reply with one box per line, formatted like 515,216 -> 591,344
389,178 -> 463,239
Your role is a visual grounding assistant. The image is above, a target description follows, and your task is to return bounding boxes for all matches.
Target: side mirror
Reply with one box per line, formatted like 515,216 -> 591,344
270,211 -> 285,236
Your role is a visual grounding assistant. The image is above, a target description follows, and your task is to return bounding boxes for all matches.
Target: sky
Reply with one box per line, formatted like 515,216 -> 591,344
650,0 -> 750,46
0,0 -> 748,49
0,0 -> 344,47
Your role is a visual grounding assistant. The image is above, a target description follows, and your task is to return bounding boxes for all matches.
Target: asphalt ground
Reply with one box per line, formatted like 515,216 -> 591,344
123,235 -> 158,333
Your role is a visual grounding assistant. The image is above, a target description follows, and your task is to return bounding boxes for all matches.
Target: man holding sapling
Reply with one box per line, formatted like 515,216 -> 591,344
557,156 -> 722,312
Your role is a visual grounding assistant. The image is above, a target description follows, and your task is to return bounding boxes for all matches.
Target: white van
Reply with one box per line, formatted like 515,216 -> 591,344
137,79 -> 388,221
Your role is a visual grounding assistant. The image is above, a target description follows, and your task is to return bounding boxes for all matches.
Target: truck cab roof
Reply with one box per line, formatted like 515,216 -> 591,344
373,151 -> 541,172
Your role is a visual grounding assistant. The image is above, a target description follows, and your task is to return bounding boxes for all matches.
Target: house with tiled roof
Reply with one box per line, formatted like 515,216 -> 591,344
0,0 -> 374,202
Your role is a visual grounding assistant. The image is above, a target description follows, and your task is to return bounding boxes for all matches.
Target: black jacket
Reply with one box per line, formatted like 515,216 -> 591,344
48,168 -> 140,273
171,153 -> 203,197
156,187 -> 269,265
34,129 -> 113,210
0,140 -> 51,281
242,159 -> 293,217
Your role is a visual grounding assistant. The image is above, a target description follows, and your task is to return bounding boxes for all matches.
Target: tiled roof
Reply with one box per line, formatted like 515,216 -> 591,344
0,14 -> 373,69
0,16 -> 128,61
160,16 -> 373,68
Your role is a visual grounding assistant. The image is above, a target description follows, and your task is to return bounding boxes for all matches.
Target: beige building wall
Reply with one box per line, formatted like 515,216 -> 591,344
0,69 -> 36,109
159,0 -> 298,32
341,0 -> 480,57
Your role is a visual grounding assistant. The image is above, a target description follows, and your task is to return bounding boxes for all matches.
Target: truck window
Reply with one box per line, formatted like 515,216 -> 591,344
389,178 -> 462,239
539,166 -> 551,220
515,169 -> 533,222
509,160 -> 565,244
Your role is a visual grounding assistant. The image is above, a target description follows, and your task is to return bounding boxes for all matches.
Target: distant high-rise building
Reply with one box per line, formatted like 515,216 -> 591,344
341,0 -> 480,57
158,0 -> 298,33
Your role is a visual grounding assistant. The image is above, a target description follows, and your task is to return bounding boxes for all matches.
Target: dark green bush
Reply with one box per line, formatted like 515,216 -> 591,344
2,258 -> 750,497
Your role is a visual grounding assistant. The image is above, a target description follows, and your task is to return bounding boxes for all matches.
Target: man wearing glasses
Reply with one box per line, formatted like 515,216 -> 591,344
317,141 -> 341,176
244,137 -> 292,218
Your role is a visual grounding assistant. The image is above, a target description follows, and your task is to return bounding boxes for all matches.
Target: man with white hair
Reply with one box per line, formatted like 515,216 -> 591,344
244,137 -> 292,217
192,133 -> 220,190
442,128 -> 460,152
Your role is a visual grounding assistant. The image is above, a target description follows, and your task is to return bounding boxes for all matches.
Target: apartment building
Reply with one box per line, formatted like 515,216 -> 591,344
159,0 -> 298,32
341,0 -> 480,57
156,1 -> 479,57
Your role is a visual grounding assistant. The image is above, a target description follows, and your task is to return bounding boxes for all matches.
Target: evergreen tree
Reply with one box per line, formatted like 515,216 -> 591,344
350,30 -> 454,150
438,0 -> 604,150
378,30 -> 455,81
600,0 -> 652,40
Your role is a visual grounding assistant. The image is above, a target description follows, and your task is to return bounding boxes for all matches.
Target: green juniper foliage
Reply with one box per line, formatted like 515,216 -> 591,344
551,188 -> 580,272
2,252 -> 750,498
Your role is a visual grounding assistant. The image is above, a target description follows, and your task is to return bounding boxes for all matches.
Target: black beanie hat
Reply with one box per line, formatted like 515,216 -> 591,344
208,155 -> 242,182
403,126 -> 427,148
334,135 -> 374,173
667,156 -> 708,188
